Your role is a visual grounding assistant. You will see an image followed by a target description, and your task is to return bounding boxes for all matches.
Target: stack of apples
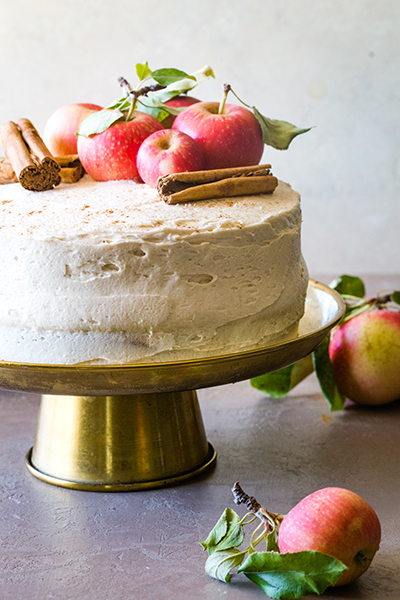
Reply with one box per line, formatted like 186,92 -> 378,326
43,96 -> 265,186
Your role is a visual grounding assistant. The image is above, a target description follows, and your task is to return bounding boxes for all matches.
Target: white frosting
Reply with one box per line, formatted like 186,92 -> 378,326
0,176 -> 308,364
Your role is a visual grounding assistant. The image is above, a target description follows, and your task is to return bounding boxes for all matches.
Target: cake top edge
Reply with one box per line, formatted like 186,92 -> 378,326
0,175 -> 300,239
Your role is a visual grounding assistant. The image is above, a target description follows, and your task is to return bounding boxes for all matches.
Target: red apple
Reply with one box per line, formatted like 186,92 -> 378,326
43,103 -> 103,156
329,310 -> 400,405
136,129 -> 205,187
77,111 -> 163,181
160,95 -> 200,129
278,487 -> 381,586
172,101 -> 264,170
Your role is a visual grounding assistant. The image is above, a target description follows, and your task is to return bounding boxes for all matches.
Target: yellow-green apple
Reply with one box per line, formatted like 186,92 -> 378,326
172,102 -> 264,169
278,487 -> 381,586
136,129 -> 205,187
77,111 -> 163,181
43,103 -> 103,156
160,95 -> 200,129
329,310 -> 400,405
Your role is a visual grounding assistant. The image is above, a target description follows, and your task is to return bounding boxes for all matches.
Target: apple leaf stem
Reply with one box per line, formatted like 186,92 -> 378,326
218,83 -> 231,115
232,482 -> 285,534
227,86 -> 312,150
118,78 -> 168,121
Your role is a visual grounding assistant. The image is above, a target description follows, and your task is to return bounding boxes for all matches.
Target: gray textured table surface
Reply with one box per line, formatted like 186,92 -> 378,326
0,275 -> 399,600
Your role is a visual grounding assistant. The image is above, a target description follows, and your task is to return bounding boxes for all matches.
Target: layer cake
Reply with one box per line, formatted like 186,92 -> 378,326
0,176 -> 308,364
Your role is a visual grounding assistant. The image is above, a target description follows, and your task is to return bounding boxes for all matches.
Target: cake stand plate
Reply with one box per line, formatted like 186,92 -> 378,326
0,280 -> 344,491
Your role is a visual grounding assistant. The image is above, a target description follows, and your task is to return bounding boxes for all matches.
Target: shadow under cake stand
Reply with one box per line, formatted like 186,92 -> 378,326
0,280 -> 345,492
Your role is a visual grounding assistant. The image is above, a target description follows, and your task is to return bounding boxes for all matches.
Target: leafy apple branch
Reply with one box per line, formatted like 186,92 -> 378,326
201,482 -> 346,599
77,62 -> 311,152
78,64 -> 214,138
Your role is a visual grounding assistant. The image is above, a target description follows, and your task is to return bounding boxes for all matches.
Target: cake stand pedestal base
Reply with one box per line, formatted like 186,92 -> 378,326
25,391 -> 216,491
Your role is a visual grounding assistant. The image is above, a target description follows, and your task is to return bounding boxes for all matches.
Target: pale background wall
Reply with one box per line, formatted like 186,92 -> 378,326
0,0 -> 399,276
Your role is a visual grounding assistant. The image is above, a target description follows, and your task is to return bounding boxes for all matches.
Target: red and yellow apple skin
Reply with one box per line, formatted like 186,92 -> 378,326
160,95 -> 200,129
329,310 -> 400,405
136,129 -> 205,187
172,101 -> 264,170
278,487 -> 381,586
43,103 -> 103,156
77,111 -> 163,181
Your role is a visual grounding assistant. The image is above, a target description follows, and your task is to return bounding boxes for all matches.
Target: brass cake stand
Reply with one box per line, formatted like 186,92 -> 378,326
0,280 -> 344,492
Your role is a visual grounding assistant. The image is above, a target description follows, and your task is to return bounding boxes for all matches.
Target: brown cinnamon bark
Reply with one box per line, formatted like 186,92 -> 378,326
17,118 -> 61,188
0,120 -> 60,191
56,155 -> 85,183
0,121 -> 40,188
55,154 -> 80,167
157,164 -> 278,204
0,154 -> 84,186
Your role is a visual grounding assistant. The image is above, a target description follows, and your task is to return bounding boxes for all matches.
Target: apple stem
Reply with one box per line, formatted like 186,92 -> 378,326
218,83 -> 231,115
232,482 -> 285,533
126,99 -> 137,121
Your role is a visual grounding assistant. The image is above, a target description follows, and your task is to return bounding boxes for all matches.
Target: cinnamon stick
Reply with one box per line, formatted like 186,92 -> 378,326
157,164 -> 278,204
17,118 -> 61,188
0,120 -> 60,191
0,154 -> 84,186
56,154 -> 85,183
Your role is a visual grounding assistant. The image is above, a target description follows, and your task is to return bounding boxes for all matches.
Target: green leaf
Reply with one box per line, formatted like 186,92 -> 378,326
252,107 -> 312,150
151,67 -> 195,87
238,551 -> 346,599
329,274 -> 365,298
312,337 -> 345,411
135,98 -> 180,122
135,65 -> 214,120
106,97 -> 131,111
136,61 -> 152,84
251,355 -> 314,398
201,508 -> 245,554
78,108 -> 124,138
251,365 -> 293,397
205,548 -> 246,583
391,291 -> 400,305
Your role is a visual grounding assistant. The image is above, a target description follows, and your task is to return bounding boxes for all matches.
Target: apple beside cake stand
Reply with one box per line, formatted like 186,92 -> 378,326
0,280 -> 344,492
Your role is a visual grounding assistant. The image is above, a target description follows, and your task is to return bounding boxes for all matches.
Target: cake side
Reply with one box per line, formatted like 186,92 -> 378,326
0,177 -> 308,364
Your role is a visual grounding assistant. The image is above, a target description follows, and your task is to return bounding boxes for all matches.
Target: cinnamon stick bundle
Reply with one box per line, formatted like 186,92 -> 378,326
0,119 -> 61,191
157,164 -> 278,204
0,153 -> 84,186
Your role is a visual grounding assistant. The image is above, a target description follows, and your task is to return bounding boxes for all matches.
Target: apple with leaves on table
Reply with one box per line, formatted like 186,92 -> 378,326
251,275 -> 400,410
202,482 -> 381,598
136,129 -> 205,187
43,103 -> 103,156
